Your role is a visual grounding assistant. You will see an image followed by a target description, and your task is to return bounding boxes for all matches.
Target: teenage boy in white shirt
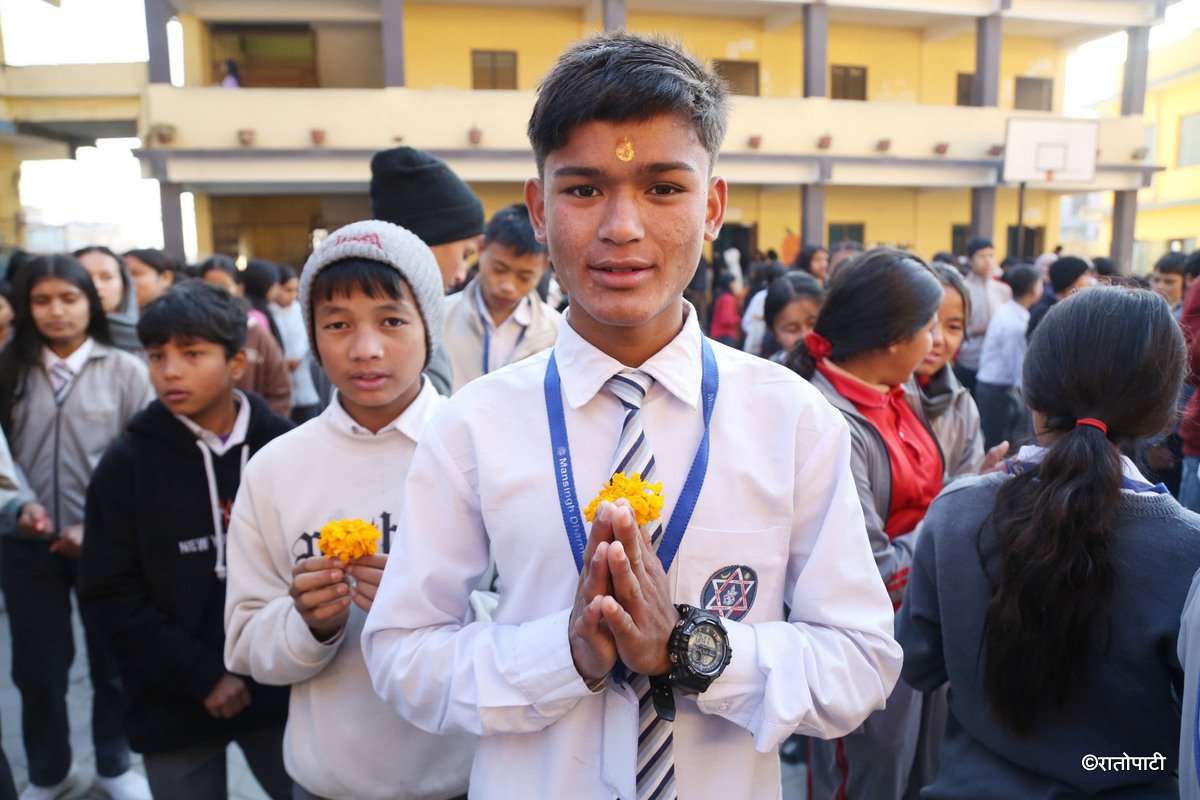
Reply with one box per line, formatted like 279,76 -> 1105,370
363,32 -> 900,799
224,221 -> 474,800
442,203 -> 561,393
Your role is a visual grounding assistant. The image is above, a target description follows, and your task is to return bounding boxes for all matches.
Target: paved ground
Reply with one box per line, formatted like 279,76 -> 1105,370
0,602 -> 807,799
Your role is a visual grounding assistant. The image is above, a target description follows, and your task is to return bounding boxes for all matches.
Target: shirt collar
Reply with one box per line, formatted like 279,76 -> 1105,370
1012,444 -> 1154,487
815,359 -> 898,410
326,376 -> 440,441
474,282 -> 533,332
174,389 -> 251,456
553,303 -> 702,411
1005,299 -> 1031,321
42,337 -> 94,375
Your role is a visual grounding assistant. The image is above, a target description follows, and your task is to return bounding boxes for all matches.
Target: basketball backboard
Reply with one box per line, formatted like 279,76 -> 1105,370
1002,118 -> 1099,184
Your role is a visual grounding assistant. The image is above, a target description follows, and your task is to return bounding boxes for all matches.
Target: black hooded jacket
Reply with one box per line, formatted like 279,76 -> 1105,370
80,392 -> 293,754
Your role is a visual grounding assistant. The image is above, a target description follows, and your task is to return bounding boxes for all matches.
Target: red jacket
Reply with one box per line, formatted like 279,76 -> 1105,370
709,292 -> 741,340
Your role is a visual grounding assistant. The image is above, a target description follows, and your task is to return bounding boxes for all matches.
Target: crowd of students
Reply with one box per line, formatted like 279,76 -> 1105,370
0,29 -> 1198,800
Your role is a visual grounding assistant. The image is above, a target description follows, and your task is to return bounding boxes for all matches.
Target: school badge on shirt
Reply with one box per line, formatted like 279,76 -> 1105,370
701,565 -> 758,621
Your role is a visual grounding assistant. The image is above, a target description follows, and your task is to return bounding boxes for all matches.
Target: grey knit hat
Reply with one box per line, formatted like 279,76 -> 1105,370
299,220 -> 444,367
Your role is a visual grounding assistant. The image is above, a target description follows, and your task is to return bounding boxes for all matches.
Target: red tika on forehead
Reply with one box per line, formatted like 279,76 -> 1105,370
332,233 -> 383,250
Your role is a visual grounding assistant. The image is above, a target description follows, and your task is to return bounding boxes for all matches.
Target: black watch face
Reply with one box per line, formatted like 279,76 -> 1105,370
687,622 -> 728,677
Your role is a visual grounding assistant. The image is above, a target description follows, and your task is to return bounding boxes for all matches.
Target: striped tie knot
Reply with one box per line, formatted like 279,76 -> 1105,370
603,369 -> 652,412
50,362 -> 74,403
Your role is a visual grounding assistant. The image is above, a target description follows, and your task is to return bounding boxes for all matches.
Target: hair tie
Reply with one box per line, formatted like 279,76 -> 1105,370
1075,418 -> 1108,435
804,330 -> 833,361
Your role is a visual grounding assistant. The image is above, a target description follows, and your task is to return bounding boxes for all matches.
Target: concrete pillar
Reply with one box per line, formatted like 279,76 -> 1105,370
603,0 -> 626,30
143,0 -> 173,84
1110,27 -> 1150,272
1122,26 -> 1150,115
802,2 -> 828,98
972,14 -> 1001,107
160,182 -> 185,260
382,0 -> 406,87
970,187 -> 995,244
1111,191 -> 1137,273
801,183 -> 826,246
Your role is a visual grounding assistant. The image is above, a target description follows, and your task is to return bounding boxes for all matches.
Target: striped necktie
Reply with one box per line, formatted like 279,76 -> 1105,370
603,369 -> 676,800
49,362 -> 74,405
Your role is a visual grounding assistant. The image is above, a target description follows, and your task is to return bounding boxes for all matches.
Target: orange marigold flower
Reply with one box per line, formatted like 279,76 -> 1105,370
317,518 -> 382,563
583,472 -> 665,527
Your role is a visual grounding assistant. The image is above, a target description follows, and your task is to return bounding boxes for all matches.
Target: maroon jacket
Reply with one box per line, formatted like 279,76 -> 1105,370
1180,280 -> 1200,456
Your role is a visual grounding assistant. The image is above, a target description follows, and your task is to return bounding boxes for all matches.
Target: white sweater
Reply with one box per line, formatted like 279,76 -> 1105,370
223,380 -> 473,800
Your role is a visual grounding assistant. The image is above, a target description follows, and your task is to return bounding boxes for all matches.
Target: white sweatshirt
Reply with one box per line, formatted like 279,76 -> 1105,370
224,379 -> 473,800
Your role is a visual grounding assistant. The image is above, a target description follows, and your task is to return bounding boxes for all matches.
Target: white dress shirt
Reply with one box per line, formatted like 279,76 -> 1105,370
474,282 -> 533,375
362,307 -> 901,799
42,337 -> 94,395
957,273 -> 1012,370
976,299 -> 1031,388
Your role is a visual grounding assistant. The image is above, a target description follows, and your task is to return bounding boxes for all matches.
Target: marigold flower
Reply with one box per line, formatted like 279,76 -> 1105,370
584,472 -> 665,527
317,518 -> 382,563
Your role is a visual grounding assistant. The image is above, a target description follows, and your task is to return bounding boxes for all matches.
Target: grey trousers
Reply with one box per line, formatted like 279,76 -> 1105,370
142,725 -> 291,800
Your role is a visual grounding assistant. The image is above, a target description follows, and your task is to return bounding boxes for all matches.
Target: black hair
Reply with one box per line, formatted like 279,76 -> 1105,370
712,271 -> 735,296
793,244 -> 828,274
785,248 -> 942,379
931,251 -> 955,265
124,248 -> 179,277
242,259 -> 283,343
73,245 -> 130,299
0,255 -> 112,435
966,237 -> 993,258
483,204 -> 547,257
223,59 -> 241,84
1153,251 -> 1187,276
308,257 -> 422,365
1092,256 -> 1117,277
0,279 -> 15,309
764,271 -> 825,334
980,286 -> 1184,736
1004,264 -> 1041,299
198,254 -> 240,284
1184,251 -> 1200,281
527,32 -> 728,174
929,262 -> 972,323
277,264 -> 298,283
766,249 -> 778,261
138,281 -> 247,359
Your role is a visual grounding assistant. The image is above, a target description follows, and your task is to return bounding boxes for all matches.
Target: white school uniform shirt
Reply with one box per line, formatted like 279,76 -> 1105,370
976,299 -> 1030,388
224,378 -> 476,800
957,273 -> 1012,370
42,337 -> 94,393
362,306 -> 901,800
475,282 -> 533,374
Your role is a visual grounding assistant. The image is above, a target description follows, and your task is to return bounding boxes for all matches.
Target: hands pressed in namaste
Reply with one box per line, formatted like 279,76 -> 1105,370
569,498 -> 680,683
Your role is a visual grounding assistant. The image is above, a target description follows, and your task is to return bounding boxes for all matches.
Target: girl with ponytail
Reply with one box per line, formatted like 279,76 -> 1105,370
898,286 -> 1200,798
794,248 -> 947,800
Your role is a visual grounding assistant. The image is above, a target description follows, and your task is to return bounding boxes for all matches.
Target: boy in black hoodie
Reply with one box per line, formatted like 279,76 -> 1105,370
80,282 -> 293,800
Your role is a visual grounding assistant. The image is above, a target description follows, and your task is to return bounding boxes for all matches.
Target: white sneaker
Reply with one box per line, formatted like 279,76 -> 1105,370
18,766 -> 88,800
94,770 -> 151,800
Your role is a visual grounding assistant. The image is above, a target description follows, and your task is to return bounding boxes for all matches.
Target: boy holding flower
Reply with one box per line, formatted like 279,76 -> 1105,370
363,32 -> 900,799
223,220 -> 474,800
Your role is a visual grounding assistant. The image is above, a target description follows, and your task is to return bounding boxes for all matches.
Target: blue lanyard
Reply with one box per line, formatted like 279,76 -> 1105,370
543,337 -> 718,574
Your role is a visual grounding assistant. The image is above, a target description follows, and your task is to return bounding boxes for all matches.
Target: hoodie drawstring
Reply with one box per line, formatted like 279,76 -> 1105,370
198,441 -> 249,581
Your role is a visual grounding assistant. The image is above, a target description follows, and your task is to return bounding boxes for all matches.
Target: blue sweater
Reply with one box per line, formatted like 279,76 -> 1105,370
897,473 -> 1200,798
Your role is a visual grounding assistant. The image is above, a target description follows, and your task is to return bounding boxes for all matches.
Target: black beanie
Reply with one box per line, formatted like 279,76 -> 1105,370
369,147 -> 485,246
1049,256 -> 1092,294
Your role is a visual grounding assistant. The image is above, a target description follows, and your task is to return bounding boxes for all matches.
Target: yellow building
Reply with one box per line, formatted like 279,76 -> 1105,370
4,0 -> 1171,269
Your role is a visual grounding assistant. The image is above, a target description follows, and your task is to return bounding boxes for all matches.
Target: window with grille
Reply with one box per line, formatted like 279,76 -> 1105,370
831,65 -> 867,101
472,50 -> 517,90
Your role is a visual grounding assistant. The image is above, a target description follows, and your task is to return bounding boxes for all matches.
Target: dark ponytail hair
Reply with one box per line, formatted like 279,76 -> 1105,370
785,247 -> 942,379
980,286 -> 1185,736
0,255 -> 112,435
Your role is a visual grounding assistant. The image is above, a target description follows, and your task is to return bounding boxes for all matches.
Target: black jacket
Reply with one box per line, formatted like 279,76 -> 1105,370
80,393 -> 293,754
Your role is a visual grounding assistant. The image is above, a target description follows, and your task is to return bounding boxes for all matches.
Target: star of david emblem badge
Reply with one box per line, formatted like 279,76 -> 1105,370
700,564 -> 758,621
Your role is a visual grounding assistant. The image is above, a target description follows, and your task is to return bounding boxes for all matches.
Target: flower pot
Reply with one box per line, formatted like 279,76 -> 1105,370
310,128 -> 326,146
150,124 -> 176,146
748,135 -> 762,150
468,127 -> 483,146
237,128 -> 256,147
817,134 -> 833,150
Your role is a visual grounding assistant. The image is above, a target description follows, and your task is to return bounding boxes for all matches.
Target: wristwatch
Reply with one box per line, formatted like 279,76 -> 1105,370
666,603 -> 732,694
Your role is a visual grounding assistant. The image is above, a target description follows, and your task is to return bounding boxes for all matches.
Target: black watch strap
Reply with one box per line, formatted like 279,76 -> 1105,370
649,675 -> 676,722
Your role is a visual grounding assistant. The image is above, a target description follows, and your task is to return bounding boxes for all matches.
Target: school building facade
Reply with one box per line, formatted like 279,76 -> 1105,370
0,0 -> 1173,269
